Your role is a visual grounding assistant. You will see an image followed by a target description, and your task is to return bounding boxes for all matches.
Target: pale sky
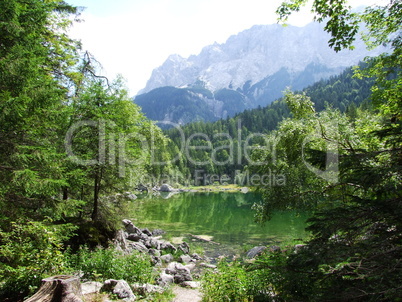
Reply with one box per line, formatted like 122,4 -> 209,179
66,0 -> 384,96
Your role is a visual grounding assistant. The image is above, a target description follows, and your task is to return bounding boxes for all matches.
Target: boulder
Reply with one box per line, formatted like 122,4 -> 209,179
81,281 -> 102,295
159,184 -> 174,192
246,246 -> 267,259
184,263 -> 196,272
114,230 -> 129,252
178,254 -> 193,264
151,255 -> 162,266
157,272 -> 174,287
165,262 -> 179,275
131,283 -> 164,296
124,192 -> 137,200
160,254 -> 174,263
269,245 -> 281,253
178,242 -> 190,254
180,281 -> 201,289
127,233 -> 142,242
149,238 -> 161,250
191,253 -> 203,260
165,262 -> 193,284
160,241 -> 177,252
122,219 -> 142,235
142,238 -> 151,249
140,233 -> 149,241
101,279 -> 136,301
148,249 -> 161,257
128,242 -> 148,253
141,228 -> 153,237
152,229 -> 165,236
173,272 -> 192,284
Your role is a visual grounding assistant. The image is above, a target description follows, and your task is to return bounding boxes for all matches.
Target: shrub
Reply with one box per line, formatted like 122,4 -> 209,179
66,246 -> 154,284
0,220 -> 75,300
202,253 -> 287,302
202,258 -> 252,302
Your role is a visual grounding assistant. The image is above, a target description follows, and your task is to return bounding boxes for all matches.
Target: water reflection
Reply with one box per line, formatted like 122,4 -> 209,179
129,192 -> 309,249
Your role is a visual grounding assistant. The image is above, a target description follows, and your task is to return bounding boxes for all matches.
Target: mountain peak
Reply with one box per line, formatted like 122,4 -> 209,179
134,21 -> 387,125
138,22 -> 385,95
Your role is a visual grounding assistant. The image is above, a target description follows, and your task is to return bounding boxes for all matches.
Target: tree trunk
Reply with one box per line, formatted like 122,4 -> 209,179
91,168 -> 100,221
62,187 -> 68,201
24,275 -> 83,302
91,166 -> 104,221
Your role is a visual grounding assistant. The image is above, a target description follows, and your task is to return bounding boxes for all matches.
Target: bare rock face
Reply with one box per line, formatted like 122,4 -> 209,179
136,22 -> 388,126
140,23 -> 386,95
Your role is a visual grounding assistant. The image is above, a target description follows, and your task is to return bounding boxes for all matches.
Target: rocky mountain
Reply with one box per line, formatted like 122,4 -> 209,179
134,22 -> 387,125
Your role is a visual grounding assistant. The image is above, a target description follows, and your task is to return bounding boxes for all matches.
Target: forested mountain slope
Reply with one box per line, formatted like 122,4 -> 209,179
163,63 -> 374,180
134,22 -> 385,125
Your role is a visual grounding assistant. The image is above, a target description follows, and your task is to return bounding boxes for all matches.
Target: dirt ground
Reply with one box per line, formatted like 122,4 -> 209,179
172,286 -> 203,302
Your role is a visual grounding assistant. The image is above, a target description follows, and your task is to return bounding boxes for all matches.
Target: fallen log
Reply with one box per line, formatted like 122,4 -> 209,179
24,275 -> 83,302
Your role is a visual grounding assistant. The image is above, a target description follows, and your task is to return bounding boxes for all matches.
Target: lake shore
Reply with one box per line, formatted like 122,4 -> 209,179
173,184 -> 252,194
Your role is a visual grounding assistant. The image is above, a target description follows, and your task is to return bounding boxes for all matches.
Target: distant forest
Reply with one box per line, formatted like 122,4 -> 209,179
163,63 -> 375,181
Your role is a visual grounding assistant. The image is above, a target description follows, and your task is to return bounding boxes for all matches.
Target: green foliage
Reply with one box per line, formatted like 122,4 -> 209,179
164,64 -> 374,182
0,2 -> 84,298
283,89 -> 315,119
0,220 -> 76,299
250,103 -> 401,300
0,0 -> 80,223
202,259 -> 253,302
277,0 -> 401,116
202,256 -> 279,302
250,107 -> 364,221
66,246 -> 154,284
65,76 -> 160,221
277,0 -> 360,52
0,2 -> 169,300
247,2 -> 402,300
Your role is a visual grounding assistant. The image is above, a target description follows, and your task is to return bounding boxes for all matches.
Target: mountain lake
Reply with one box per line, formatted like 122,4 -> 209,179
128,191 -> 310,259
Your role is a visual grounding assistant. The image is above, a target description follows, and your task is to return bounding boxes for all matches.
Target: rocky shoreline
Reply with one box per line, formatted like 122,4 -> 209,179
139,183 -> 250,195
116,219 -> 214,289
26,219 -> 218,302
26,218 -> 277,302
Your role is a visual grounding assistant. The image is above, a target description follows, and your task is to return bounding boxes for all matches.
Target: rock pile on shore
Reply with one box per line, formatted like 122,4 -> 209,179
116,219 -> 205,288
26,219 -> 211,302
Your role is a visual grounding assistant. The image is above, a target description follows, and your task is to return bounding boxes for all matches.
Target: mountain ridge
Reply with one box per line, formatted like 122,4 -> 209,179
139,22 -> 384,95
134,21 -> 386,125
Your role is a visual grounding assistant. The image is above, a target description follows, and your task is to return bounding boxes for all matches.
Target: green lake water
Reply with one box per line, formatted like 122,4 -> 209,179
129,192 -> 309,258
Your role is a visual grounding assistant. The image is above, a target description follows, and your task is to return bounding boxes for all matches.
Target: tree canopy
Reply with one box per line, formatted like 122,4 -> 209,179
0,1 -> 167,298
243,1 -> 402,300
